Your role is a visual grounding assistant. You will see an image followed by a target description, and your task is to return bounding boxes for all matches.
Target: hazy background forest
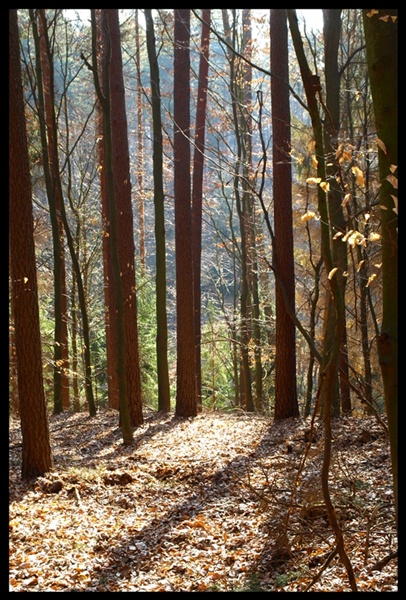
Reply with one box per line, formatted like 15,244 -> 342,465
10,9 -> 395,416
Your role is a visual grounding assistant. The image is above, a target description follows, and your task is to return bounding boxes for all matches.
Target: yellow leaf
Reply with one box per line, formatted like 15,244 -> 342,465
333,231 -> 343,240
351,166 -> 365,187
376,138 -> 387,154
390,164 -> 397,173
306,177 -> 322,185
347,231 -> 366,247
357,260 -> 365,272
391,195 -> 398,214
341,193 -> 351,207
366,273 -> 377,287
301,210 -> 317,222
24,277 -> 28,284
319,181 -> 330,193
311,154 -> 318,168
379,14 -> 389,22
328,267 -> 338,280
366,9 -> 379,16
342,229 -> 354,242
368,232 -> 381,242
386,174 -> 397,189
364,213 -> 370,221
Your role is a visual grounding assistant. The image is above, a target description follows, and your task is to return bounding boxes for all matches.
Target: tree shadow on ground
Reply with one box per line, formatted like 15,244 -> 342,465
82,417 -> 301,592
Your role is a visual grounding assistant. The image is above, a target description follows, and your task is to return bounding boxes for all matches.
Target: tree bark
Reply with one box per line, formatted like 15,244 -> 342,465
174,9 -> 197,417
362,8 -> 398,529
271,9 -> 299,419
9,8 -> 53,479
192,9 -> 210,412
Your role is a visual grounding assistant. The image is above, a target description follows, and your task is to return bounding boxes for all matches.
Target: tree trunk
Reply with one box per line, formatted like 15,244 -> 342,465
174,9 -> 197,417
108,8 -> 143,428
135,10 -> 146,277
271,9 -> 299,420
362,8 -> 398,529
192,9 -> 210,412
9,8 -> 53,479
145,9 -> 171,413
91,9 -> 133,443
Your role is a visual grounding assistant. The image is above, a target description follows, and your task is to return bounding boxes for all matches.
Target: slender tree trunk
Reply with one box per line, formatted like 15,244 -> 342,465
30,9 -> 64,416
135,10 -> 146,277
174,9 -> 197,417
270,9 -> 299,420
9,8 -> 53,479
145,9 -> 171,413
322,9 -> 351,415
38,12 -> 70,412
192,9 -> 210,412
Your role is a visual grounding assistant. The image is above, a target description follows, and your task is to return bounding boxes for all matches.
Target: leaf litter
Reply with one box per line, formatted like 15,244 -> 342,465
9,409 -> 397,592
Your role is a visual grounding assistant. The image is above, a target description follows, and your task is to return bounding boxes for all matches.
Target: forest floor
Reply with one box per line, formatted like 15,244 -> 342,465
9,408 -> 397,592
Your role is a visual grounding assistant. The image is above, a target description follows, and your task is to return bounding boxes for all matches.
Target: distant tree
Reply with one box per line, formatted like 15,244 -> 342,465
9,8 -> 53,479
192,9 -> 210,412
174,9 -> 198,417
270,9 -> 299,420
145,8 -> 171,413
362,7 -> 398,528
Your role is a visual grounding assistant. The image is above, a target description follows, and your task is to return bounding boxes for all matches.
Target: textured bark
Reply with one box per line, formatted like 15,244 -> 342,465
91,9 -> 133,443
145,9 -> 171,412
192,9 -> 210,412
96,10 -> 119,412
108,9 -> 143,428
270,9 -> 299,419
174,9 -> 197,417
9,8 -> 53,479
362,8 -> 398,528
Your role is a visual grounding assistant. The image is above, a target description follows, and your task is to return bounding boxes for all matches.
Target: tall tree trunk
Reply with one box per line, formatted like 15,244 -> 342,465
135,9 -> 146,277
322,9 -> 351,415
90,9 -> 133,443
362,8 -> 398,529
192,9 -> 210,412
37,11 -> 70,412
270,9 -> 299,420
108,9 -> 143,428
174,9 -> 197,417
9,8 -> 53,479
29,9 -> 64,416
145,9 -> 171,413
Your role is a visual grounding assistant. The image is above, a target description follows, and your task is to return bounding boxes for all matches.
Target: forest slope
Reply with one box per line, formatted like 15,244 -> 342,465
9,409 -> 397,592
